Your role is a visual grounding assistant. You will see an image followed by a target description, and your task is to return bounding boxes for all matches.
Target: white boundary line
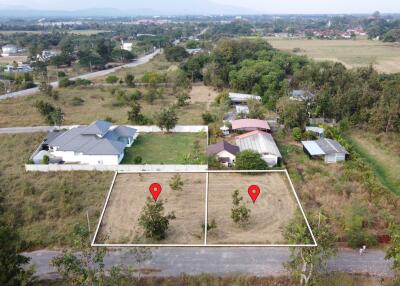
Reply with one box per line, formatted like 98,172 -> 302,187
91,170 -> 317,248
204,172 -> 209,245
91,171 -> 118,246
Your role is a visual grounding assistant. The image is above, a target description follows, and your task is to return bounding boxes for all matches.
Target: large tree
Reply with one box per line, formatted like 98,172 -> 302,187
284,212 -> 337,285
276,97 -> 308,129
155,107 -> 178,132
235,150 -> 267,170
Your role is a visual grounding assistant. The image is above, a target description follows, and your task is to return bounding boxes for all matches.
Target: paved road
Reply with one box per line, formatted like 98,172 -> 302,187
24,248 -> 394,280
0,50 -> 160,101
0,125 -> 75,134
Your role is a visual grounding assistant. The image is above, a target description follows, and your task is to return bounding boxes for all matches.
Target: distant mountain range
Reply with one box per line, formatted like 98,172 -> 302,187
0,1 -> 257,17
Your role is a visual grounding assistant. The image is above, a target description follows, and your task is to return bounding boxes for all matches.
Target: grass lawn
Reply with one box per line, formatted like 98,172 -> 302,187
267,37 -> 400,73
121,132 -> 207,164
347,131 -> 400,196
0,133 -> 113,249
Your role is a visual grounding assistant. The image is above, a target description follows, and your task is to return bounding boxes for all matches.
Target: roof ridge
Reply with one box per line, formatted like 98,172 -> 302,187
324,138 -> 339,153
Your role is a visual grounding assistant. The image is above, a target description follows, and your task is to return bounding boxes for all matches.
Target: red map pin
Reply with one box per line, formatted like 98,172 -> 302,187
149,183 -> 162,202
248,185 -> 261,203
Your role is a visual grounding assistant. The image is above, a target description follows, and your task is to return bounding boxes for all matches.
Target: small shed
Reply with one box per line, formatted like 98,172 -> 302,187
305,126 -> 325,138
302,138 -> 348,163
232,119 -> 271,133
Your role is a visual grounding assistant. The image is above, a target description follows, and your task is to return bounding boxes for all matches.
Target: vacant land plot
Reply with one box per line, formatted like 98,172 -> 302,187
0,86 -> 206,127
0,55 -> 28,64
122,133 -> 207,164
348,131 -> 400,195
0,133 -> 112,249
97,172 -> 206,244
207,172 -> 303,244
189,85 -> 218,106
267,37 -> 400,73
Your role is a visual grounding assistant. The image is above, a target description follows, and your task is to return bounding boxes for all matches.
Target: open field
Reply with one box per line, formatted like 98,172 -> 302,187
0,86 -> 207,127
0,55 -> 28,64
267,37 -> 400,73
207,172 -> 303,244
348,131 -> 400,195
0,30 -> 108,35
97,172 -> 207,244
0,133 -> 112,249
122,133 -> 207,164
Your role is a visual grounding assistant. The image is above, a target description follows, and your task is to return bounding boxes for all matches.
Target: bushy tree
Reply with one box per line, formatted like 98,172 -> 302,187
385,223 -> 400,281
169,174 -> 184,191
176,90 -> 191,107
106,75 -> 119,85
284,212 -> 337,285
138,198 -> 175,241
164,46 -> 189,62
125,74 -> 135,87
231,190 -> 250,226
235,150 -> 267,170
292,127 -> 302,142
127,102 -> 151,125
276,97 -> 308,129
155,107 -> 178,132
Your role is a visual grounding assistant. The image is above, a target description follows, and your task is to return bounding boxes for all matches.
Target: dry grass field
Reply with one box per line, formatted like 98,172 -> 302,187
0,55 -> 28,64
207,172 -> 303,244
97,173 -> 207,244
267,37 -> 400,73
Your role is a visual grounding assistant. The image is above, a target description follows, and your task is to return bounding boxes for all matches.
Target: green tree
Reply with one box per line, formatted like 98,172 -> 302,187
284,212 -> 337,285
0,225 -> 35,285
138,198 -> 176,241
276,97 -> 308,129
231,190 -> 251,226
201,111 -> 215,124
125,74 -> 135,87
155,107 -> 178,132
176,90 -> 190,107
385,223 -> 400,281
111,49 -> 135,62
292,127 -> 302,142
235,150 -> 267,170
49,107 -> 65,126
164,46 -> 189,62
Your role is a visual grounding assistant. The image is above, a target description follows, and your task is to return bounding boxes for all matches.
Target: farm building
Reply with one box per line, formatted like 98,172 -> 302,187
302,138 -> 348,163
4,64 -> 32,73
1,44 -> 18,56
33,120 -> 138,165
290,90 -> 315,102
232,119 -> 271,133
228,92 -> 261,104
207,140 -> 240,167
235,130 -> 282,167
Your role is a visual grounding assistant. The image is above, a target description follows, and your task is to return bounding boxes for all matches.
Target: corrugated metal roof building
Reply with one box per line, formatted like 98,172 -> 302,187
302,138 -> 348,163
235,130 -> 282,167
229,92 -> 261,103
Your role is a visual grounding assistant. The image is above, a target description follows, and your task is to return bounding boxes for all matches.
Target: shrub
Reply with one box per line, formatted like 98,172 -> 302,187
292,127 -> 302,142
231,190 -> 250,226
42,155 -> 50,165
125,74 -> 135,87
58,77 -> 73,88
202,218 -> 217,233
70,97 -> 85,106
57,71 -> 67,78
106,75 -> 119,84
201,112 -> 215,124
138,197 -> 176,241
133,156 -> 142,164
169,174 -> 184,191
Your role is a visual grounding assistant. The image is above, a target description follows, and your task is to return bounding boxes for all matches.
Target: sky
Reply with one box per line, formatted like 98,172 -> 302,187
1,0 -> 400,14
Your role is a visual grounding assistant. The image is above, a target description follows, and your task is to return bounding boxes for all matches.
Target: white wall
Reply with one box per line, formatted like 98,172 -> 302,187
325,153 -> 346,163
216,150 -> 236,165
262,154 -> 279,167
52,150 -> 120,165
25,164 -> 208,172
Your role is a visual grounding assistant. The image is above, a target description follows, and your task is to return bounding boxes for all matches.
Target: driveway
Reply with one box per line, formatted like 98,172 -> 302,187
25,247 -> 394,280
0,50 -> 160,101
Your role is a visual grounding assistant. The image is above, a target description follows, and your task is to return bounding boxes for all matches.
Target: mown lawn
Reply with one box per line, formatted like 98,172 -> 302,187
0,133 -> 113,249
121,132 -> 207,164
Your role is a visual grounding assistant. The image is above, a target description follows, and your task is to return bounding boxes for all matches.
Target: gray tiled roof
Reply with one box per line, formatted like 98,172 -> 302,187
207,140 -> 240,156
81,120 -> 112,137
302,138 -> 348,156
48,121 -> 136,156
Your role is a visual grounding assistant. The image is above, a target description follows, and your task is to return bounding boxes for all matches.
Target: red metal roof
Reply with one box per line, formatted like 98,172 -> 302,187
231,119 -> 270,131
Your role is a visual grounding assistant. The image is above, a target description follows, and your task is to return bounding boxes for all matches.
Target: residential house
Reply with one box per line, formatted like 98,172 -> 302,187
4,64 -> 33,73
232,119 -> 271,133
121,40 -> 134,51
235,130 -> 282,167
228,92 -> 261,104
290,90 -> 315,102
1,44 -> 18,56
207,140 -> 240,166
35,120 -> 138,165
302,138 -> 348,163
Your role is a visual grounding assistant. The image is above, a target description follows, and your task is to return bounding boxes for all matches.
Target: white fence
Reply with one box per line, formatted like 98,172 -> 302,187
127,125 -> 207,133
25,164 -> 208,172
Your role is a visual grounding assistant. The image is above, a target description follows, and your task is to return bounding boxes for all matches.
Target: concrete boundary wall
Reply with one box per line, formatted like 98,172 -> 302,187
25,164 -> 208,172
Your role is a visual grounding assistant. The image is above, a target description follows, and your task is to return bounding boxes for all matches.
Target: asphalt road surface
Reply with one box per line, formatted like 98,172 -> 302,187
0,50 -> 160,101
25,247 -> 394,280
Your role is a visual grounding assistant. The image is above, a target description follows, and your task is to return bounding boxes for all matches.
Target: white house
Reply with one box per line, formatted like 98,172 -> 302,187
235,130 -> 282,167
37,120 -> 138,165
1,44 -> 18,56
121,40 -> 134,51
207,140 -> 240,167
302,138 -> 348,163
